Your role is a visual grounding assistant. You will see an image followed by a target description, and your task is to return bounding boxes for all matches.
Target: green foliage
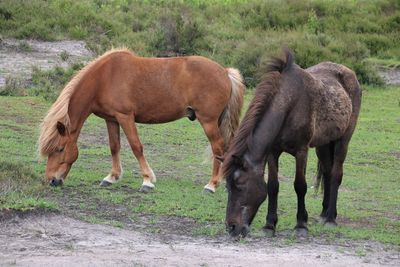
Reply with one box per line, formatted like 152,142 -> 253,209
306,9 -> 321,34
0,77 -> 27,96
29,63 -> 83,101
1,0 -> 398,87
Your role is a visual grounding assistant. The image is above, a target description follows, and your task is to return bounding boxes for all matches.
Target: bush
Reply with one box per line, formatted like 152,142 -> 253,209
29,63 -> 83,101
0,77 -> 27,96
0,0 -> 399,87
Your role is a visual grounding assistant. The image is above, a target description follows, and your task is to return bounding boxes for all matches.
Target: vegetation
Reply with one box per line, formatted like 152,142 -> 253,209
1,0 -> 399,86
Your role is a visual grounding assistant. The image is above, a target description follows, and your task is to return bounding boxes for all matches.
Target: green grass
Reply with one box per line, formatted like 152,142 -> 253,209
0,86 -> 399,245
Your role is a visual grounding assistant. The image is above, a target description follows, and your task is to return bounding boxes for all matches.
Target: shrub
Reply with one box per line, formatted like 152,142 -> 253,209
29,63 -> 83,101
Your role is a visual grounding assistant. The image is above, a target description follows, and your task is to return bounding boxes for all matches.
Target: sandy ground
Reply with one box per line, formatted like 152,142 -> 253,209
1,213 -> 399,267
0,38 -> 92,87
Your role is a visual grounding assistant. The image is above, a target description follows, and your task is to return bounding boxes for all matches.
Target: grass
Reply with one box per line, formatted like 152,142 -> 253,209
0,86 -> 399,245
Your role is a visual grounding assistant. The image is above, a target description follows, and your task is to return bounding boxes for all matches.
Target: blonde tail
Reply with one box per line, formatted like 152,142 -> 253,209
219,68 -> 245,150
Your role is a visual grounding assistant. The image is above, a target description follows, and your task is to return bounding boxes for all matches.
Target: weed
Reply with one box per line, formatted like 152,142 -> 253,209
0,76 -> 27,96
59,50 -> 70,61
355,248 -> 367,257
17,41 -> 32,52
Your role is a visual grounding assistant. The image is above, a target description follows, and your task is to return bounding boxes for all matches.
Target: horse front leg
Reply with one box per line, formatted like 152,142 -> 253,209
201,121 -> 225,193
116,114 -> 156,193
100,120 -> 122,186
294,148 -> 309,237
263,151 -> 281,237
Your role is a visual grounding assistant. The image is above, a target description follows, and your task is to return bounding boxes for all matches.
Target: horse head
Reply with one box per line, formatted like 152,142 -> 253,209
44,121 -> 78,186
225,155 -> 267,238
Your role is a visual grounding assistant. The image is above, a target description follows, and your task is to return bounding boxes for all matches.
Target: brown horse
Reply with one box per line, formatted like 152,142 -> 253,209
38,49 -> 245,193
223,49 -> 361,238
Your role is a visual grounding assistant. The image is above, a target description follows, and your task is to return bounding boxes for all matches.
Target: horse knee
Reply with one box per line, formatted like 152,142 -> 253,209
294,180 -> 307,196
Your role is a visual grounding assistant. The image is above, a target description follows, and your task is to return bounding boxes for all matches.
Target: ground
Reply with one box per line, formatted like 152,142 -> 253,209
1,212 -> 399,266
0,39 -> 399,266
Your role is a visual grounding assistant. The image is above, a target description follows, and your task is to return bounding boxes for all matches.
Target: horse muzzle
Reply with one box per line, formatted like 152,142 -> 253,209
227,223 -> 250,238
50,178 -> 64,187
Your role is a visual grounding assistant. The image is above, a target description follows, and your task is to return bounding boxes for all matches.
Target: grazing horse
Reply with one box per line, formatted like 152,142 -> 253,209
223,49 -> 361,238
38,49 -> 245,193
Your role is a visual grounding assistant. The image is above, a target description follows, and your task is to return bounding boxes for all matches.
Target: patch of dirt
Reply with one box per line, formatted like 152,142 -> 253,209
1,212 -> 399,267
0,38 -> 93,87
379,69 -> 400,86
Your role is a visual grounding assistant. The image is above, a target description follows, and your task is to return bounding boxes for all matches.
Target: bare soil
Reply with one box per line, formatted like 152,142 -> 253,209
0,38 -> 92,87
1,211 -> 399,267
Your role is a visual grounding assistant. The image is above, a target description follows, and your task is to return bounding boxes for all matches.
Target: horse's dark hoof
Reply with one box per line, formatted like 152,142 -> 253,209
138,185 -> 154,193
295,227 -> 308,238
203,188 -> 215,194
100,180 -> 113,187
262,227 -> 276,238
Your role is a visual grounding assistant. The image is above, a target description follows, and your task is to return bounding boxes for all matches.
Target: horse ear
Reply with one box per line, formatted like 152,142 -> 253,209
56,121 -> 66,136
215,155 -> 224,163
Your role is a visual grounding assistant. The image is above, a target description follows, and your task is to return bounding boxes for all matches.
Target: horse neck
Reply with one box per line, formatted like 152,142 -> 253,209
246,105 -> 287,166
67,84 -> 94,141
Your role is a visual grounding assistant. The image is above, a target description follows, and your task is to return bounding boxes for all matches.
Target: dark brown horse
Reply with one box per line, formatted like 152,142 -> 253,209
223,49 -> 361,237
38,49 -> 245,193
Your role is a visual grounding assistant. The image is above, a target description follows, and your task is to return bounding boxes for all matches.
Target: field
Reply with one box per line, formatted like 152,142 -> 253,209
1,85 -> 399,244
0,0 -> 399,265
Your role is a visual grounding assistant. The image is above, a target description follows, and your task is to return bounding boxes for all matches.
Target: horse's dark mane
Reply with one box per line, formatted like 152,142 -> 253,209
223,49 -> 294,180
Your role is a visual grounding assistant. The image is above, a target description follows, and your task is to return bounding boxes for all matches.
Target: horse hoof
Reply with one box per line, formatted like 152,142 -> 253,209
138,185 -> 154,193
100,180 -> 113,187
203,188 -> 215,194
295,228 -> 308,238
262,227 -> 276,238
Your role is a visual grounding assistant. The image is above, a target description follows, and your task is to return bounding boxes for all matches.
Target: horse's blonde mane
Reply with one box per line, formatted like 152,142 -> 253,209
38,48 -> 133,158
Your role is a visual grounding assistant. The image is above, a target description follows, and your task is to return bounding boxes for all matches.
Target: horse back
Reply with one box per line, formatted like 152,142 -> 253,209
90,52 -> 231,123
305,62 -> 361,147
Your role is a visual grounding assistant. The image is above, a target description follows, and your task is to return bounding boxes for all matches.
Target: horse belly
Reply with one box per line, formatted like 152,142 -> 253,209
134,100 -> 187,124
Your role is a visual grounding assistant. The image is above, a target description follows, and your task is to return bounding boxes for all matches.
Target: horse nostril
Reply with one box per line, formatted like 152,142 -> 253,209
50,178 -> 63,187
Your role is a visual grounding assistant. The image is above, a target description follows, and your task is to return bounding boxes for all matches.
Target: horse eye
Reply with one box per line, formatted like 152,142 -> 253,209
58,147 -> 64,153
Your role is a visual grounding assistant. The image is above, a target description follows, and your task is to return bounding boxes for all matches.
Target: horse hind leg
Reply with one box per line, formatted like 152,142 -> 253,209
200,120 -> 225,193
116,114 -> 156,193
100,120 -> 123,186
315,143 -> 334,222
325,138 -> 350,226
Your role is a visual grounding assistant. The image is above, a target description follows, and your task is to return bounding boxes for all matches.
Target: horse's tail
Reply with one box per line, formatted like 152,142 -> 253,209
219,68 -> 246,150
313,160 -> 324,195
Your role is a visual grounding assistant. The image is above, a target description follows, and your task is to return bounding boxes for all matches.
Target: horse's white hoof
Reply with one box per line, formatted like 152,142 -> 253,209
139,181 -> 155,193
203,184 -> 216,194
